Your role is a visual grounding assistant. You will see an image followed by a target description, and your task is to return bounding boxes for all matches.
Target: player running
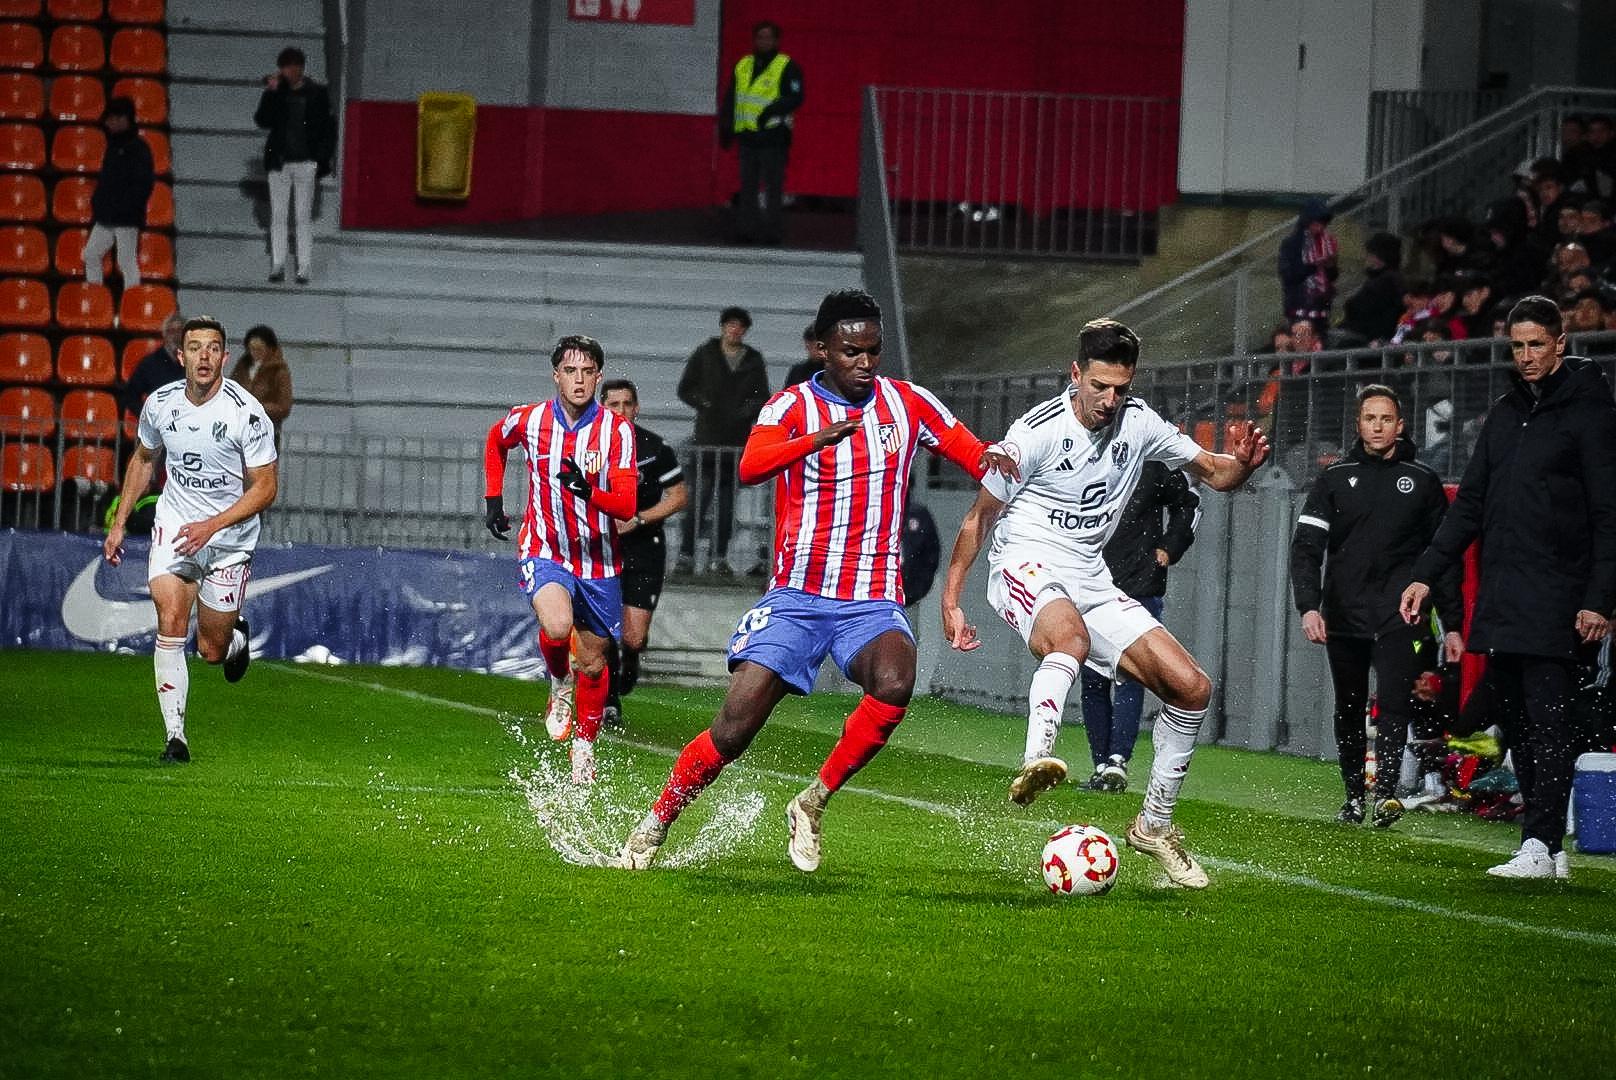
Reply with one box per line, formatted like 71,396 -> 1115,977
483,335 -> 637,783
601,288 -> 1014,871
941,318 -> 1269,888
103,316 -> 279,764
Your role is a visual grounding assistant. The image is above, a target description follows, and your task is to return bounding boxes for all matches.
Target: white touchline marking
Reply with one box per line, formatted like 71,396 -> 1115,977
267,664 -> 1616,948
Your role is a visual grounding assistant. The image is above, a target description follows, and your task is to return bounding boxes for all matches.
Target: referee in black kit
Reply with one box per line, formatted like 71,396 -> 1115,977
1291,384 -> 1464,829
1402,296 -> 1616,880
601,379 -> 689,725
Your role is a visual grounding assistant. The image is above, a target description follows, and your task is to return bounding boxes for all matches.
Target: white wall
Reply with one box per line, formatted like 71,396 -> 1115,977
351,0 -> 534,105
540,0 -> 721,114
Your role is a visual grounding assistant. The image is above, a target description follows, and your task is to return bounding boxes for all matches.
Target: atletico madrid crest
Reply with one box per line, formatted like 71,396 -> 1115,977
581,451 -> 603,474
878,422 -> 900,454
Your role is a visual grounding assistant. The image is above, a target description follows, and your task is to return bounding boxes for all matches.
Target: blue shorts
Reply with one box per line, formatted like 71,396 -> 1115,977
727,587 -> 913,695
518,558 -> 623,640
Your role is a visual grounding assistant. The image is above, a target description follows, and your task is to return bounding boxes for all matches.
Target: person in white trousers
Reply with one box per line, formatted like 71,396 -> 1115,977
254,46 -> 335,285
84,96 -> 152,287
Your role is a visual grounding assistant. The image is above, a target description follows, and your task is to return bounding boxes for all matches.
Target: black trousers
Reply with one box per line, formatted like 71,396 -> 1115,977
680,447 -> 737,562
737,140 -> 788,243
1485,653 -> 1576,854
1325,624 -> 1431,800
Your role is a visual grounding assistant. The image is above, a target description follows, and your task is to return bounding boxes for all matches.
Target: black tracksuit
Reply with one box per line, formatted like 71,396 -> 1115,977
1103,461 -> 1200,599
1411,356 -> 1616,852
1292,437 -> 1462,800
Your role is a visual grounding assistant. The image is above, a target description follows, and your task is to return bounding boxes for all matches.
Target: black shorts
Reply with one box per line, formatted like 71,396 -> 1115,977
619,542 -> 666,612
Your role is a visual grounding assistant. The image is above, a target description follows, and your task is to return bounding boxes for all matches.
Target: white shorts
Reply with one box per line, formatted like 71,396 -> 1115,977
148,524 -> 253,614
986,556 -> 1161,679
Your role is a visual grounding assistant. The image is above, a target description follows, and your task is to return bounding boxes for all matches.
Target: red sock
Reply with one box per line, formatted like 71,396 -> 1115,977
538,630 -> 570,680
573,667 -> 607,743
651,730 -> 730,825
819,696 -> 907,793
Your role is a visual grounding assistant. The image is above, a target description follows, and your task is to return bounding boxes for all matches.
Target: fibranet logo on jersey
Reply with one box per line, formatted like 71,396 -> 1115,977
1046,506 -> 1114,532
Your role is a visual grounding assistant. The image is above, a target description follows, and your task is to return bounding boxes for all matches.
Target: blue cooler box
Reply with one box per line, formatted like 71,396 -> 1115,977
1573,753 -> 1616,854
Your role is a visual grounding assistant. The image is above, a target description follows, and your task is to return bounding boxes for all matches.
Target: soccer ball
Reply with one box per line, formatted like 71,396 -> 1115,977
1041,825 -> 1120,896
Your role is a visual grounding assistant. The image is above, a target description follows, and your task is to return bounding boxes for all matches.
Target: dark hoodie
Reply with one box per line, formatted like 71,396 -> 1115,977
1292,436 -> 1462,638
1278,197 -> 1337,317
1484,198 -> 1544,299
1412,356 -> 1616,658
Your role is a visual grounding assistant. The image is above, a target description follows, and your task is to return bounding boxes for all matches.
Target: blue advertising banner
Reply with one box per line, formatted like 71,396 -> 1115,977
0,530 -> 547,677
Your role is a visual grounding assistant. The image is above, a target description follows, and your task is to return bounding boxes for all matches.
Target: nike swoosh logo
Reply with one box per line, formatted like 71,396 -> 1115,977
61,559 -> 336,643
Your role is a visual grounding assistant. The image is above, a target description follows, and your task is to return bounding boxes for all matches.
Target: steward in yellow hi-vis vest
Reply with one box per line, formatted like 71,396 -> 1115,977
719,20 -> 804,244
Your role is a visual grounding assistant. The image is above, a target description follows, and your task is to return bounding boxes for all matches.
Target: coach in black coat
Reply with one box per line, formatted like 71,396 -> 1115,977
1404,296 -> 1616,875
1104,461 -> 1200,598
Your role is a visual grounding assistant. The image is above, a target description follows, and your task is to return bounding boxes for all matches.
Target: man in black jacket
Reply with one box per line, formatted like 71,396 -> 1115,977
83,96 -> 153,288
719,21 -> 804,245
1077,460 -> 1200,792
254,46 -> 335,284
1402,296 -> 1616,879
1292,385 -> 1464,827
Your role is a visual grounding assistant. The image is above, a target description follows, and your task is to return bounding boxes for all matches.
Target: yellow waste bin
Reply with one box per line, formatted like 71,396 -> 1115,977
416,92 -> 477,200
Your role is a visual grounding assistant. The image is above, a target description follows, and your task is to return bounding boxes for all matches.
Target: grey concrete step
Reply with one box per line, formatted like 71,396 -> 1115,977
175,180 -> 341,239
168,0 -> 325,34
170,31 -> 325,85
169,81 -> 271,136
173,130 -> 265,183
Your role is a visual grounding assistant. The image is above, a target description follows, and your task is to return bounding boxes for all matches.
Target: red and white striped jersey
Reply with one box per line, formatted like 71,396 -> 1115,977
751,375 -> 984,603
486,399 -> 635,579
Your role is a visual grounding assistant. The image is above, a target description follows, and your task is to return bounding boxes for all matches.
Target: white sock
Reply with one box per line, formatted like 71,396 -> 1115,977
154,634 -> 189,742
1024,653 -> 1081,764
1141,703 -> 1206,831
225,626 -> 246,662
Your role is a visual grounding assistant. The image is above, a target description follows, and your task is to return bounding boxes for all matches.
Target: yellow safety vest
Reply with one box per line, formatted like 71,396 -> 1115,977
733,52 -> 791,134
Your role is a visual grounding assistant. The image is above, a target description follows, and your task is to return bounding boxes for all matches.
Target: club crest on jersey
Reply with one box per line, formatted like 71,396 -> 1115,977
580,451 -> 603,475
878,422 -> 900,454
211,421 -> 228,442
1061,437 -> 1073,451
1111,440 -> 1130,468
1396,476 -> 1414,494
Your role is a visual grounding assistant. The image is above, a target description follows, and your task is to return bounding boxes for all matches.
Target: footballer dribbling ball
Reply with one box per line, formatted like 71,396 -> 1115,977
1041,825 -> 1120,896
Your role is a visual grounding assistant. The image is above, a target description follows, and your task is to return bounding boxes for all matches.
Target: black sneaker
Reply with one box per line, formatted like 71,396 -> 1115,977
159,737 -> 190,764
1336,798 -> 1365,824
603,701 -> 623,729
1372,797 -> 1404,829
1077,768 -> 1107,791
295,272 -> 311,285
268,268 -> 285,283
223,616 -> 251,683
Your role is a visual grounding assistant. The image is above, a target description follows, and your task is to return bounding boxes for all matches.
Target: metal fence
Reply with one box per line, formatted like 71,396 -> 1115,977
0,428 -> 127,535
867,85 -> 1178,260
1366,88 -> 1509,179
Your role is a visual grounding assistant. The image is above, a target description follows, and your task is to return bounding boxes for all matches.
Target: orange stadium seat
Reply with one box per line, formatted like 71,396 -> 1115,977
0,329 -> 48,380
50,175 -> 92,223
53,225 -> 93,276
57,333 -> 115,384
118,282 -> 171,330
0,385 -> 53,436
60,388 -> 116,440
0,276 -> 48,326
0,224 -> 47,274
0,173 -> 45,220
49,0 -> 104,19
0,2 -> 42,17
54,280 -> 111,329
144,179 -> 171,225
109,28 -> 162,75
120,334 -> 155,379
111,77 -> 164,125
0,72 -> 42,119
48,25 -> 104,72
136,230 -> 170,279
108,0 -> 160,23
50,123 -> 104,172
1,441 -> 52,490
0,23 -> 43,70
62,443 -> 115,484
49,73 -> 103,122
139,126 -> 166,173
0,122 -> 45,169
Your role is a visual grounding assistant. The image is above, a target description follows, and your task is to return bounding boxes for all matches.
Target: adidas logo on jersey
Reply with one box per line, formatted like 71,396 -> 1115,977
1056,459 -> 1074,471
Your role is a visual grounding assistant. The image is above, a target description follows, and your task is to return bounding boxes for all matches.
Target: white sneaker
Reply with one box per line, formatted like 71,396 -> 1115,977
1099,754 -> 1129,792
569,739 -> 595,786
1486,838 -> 1556,879
1009,756 -> 1068,806
596,816 -> 668,870
1125,814 -> 1210,889
1554,849 -> 1571,881
544,673 -> 574,741
785,790 -> 824,872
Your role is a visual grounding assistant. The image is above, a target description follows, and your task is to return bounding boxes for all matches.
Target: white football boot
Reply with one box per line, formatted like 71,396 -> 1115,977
570,738 -> 595,786
1486,838 -> 1556,879
544,672 -> 574,741
1009,756 -> 1068,806
1125,814 -> 1210,889
596,814 -> 668,870
785,787 -> 825,872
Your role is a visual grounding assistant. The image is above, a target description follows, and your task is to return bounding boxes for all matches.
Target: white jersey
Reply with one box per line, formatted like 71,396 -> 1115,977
138,379 -> 277,552
983,388 -> 1202,574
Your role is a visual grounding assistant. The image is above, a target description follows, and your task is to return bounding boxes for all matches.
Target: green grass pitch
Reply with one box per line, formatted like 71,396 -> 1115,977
3,649 -> 1615,1078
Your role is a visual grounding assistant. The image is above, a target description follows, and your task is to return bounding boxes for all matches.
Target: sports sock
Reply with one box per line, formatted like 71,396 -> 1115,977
573,667 -> 608,743
538,630 -> 571,680
651,729 -> 731,825
154,634 -> 188,742
1024,653 -> 1081,764
1140,704 -> 1206,831
818,696 -> 907,794
620,644 -> 642,696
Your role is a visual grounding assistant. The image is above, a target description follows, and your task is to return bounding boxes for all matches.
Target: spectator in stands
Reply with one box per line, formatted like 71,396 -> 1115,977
1484,197 -> 1542,298
1547,241 -> 1592,295
1565,288 -> 1609,337
83,96 -> 152,289
1079,462 -> 1200,794
1555,196 -> 1587,247
1578,200 -> 1615,267
231,325 -> 294,448
1390,278 -> 1433,344
677,306 -> 770,572
1560,113 -> 1589,179
255,46 -> 336,285
1531,158 -> 1570,246
1455,271 -> 1495,338
784,322 -> 823,386
1278,198 -> 1339,333
1586,115 -> 1616,199
1432,217 -> 1483,279
118,310 -> 183,421
719,21 -> 804,246
1336,232 -> 1404,346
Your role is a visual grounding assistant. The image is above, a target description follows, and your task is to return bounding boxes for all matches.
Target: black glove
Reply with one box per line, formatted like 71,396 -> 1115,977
484,495 -> 510,541
557,457 -> 592,500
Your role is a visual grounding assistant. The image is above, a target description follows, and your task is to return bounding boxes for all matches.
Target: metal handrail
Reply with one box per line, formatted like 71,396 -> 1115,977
858,87 -> 912,382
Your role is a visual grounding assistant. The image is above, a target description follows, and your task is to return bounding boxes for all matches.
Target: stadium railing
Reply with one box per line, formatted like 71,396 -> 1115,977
1365,88 -> 1509,179
0,423 -> 121,534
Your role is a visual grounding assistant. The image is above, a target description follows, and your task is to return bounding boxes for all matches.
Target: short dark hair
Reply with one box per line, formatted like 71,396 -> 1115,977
1357,383 -> 1401,414
1573,287 -> 1607,309
242,324 -> 279,351
182,315 -> 225,346
1531,157 -> 1564,183
1585,199 -> 1610,220
600,377 -> 637,403
719,306 -> 752,330
812,288 -> 881,340
753,20 -> 780,36
551,334 -> 604,370
1507,294 -> 1564,337
277,46 -> 306,68
1404,278 -> 1433,297
1077,317 -> 1140,368
802,322 -> 816,342
104,95 -> 135,122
